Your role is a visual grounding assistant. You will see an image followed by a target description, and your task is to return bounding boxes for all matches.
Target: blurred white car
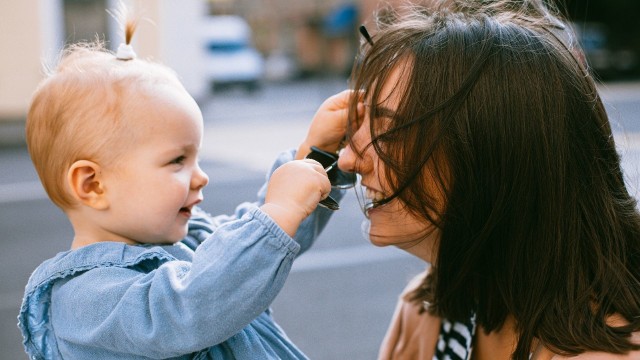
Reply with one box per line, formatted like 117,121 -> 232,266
203,15 -> 264,91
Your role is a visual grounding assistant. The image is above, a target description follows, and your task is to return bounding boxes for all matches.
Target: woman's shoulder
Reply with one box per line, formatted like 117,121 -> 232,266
379,270 -> 440,359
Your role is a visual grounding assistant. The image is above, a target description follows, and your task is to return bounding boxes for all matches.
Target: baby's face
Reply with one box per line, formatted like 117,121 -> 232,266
99,82 -> 209,245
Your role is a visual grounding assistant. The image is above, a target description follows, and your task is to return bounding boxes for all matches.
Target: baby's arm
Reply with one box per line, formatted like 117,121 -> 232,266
51,209 -> 304,357
184,156 -> 332,248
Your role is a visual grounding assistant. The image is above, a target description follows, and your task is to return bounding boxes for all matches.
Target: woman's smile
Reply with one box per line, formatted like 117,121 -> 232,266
363,185 -> 385,203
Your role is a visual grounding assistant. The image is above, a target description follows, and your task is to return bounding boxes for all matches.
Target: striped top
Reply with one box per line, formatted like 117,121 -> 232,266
434,314 -> 476,360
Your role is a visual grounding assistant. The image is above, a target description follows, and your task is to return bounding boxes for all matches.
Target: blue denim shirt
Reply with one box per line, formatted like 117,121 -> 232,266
18,150 -> 343,359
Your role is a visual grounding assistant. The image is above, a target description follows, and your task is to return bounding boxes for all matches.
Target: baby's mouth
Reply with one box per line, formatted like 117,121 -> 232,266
179,207 -> 191,216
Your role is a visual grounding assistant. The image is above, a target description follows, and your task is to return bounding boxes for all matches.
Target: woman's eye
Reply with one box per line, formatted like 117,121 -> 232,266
170,155 -> 186,165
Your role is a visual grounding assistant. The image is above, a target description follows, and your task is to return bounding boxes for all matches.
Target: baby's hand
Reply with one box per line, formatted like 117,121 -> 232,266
261,159 -> 331,237
296,90 -> 364,159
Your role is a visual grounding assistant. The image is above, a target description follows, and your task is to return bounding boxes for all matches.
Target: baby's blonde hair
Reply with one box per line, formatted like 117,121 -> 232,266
26,16 -> 182,209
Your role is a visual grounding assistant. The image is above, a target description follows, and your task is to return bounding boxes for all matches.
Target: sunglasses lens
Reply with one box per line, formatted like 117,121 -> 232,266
332,170 -> 357,189
305,146 -> 336,167
306,146 -> 356,189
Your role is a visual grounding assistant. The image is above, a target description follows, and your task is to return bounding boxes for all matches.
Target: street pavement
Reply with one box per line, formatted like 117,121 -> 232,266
1,77 -> 639,359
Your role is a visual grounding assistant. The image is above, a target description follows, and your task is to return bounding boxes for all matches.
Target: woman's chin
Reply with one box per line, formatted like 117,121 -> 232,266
361,218 -> 395,247
361,219 -> 386,246
369,238 -> 393,247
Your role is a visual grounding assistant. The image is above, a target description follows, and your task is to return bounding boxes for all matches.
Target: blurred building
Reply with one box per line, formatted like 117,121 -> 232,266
3,0 -> 636,145
206,0 -> 401,78
563,0 -> 640,80
0,0 -> 207,145
0,0 -> 380,145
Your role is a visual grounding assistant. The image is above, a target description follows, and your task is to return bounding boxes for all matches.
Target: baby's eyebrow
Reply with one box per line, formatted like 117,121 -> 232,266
177,143 -> 198,152
160,143 -> 197,156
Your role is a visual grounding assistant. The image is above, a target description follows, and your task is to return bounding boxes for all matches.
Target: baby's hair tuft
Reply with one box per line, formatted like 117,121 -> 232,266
109,1 -> 138,60
124,16 -> 137,45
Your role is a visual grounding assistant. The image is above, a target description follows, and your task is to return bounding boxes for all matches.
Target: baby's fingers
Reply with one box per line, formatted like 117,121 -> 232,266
302,159 -> 331,197
302,158 -> 327,173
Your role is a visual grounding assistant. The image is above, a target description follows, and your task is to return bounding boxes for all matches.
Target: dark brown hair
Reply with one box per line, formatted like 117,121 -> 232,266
349,2 -> 640,358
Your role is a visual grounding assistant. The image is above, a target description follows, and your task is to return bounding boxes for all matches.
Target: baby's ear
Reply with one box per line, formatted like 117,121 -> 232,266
67,160 -> 109,210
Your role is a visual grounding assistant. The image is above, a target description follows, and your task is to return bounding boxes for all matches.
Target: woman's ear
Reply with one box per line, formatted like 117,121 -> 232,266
67,160 -> 109,210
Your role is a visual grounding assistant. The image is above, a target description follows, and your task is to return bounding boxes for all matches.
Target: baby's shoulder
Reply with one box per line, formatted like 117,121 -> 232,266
26,242 -> 175,293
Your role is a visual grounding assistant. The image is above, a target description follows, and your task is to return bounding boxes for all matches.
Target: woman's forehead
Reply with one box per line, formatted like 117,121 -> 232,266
368,62 -> 411,110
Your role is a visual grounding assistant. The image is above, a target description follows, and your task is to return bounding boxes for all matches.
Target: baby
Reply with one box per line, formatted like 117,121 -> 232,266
18,11 -> 351,360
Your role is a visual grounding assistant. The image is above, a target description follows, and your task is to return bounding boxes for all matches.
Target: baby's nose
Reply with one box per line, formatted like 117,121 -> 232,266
192,166 -> 209,190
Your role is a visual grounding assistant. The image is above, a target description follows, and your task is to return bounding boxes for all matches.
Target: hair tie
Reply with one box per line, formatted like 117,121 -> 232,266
116,43 -> 136,61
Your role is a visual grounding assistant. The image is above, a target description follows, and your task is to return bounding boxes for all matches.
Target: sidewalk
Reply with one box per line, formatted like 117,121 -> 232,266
599,80 -> 640,102
198,78 -> 347,173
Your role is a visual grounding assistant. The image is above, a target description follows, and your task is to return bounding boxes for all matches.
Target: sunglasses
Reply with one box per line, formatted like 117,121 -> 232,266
305,146 -> 357,210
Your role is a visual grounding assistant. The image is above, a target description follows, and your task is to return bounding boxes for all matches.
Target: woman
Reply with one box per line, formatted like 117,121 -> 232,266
333,1 -> 640,358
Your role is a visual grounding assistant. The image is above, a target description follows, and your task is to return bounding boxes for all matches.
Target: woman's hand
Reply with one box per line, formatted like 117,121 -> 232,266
296,90 -> 363,159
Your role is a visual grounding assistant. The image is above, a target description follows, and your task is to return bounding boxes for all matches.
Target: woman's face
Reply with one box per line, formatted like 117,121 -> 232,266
338,65 -> 438,262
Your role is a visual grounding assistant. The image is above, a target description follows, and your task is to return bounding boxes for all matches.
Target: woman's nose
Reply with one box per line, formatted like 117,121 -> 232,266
337,144 -> 356,173
192,164 -> 209,190
338,123 -> 372,174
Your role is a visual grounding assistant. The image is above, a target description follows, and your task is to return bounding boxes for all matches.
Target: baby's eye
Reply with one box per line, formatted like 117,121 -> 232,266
170,155 -> 186,165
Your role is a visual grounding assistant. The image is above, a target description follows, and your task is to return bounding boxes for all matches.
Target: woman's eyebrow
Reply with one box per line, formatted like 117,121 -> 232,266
371,105 -> 398,119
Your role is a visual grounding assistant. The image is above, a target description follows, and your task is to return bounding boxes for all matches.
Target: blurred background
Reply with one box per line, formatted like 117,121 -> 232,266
1,0 -> 640,359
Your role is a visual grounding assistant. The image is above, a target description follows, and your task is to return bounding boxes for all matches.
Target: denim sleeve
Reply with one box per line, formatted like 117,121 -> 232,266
50,208 -> 300,358
184,148 -> 344,255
